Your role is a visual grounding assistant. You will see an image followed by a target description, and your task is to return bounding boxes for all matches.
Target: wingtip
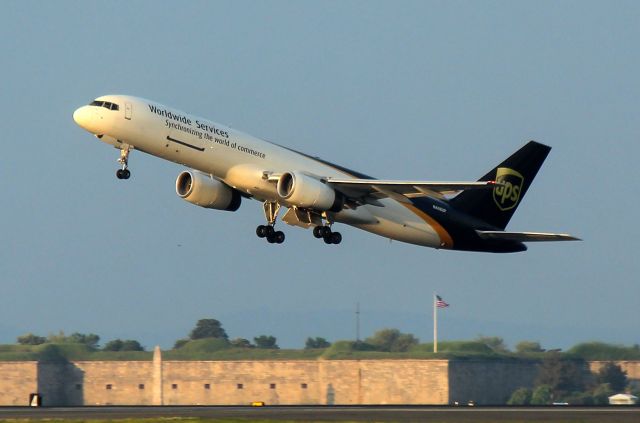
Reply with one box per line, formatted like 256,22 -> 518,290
559,234 -> 582,241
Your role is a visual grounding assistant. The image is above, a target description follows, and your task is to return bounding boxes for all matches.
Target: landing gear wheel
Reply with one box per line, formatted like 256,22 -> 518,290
265,225 -> 275,237
316,224 -> 341,244
258,225 -> 280,242
116,169 -> 130,179
116,168 -> 130,179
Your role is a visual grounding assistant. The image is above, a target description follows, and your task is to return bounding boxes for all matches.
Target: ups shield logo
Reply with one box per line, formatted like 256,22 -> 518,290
493,168 -> 524,211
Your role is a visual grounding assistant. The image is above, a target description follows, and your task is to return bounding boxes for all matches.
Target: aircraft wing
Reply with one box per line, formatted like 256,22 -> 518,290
325,178 -> 498,204
476,230 -> 581,242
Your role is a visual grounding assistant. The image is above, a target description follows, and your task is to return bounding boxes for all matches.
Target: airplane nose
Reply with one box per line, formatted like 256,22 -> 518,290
73,105 -> 102,134
73,106 -> 90,127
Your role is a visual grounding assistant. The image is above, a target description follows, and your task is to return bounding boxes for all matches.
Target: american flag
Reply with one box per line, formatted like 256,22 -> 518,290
436,295 -> 450,308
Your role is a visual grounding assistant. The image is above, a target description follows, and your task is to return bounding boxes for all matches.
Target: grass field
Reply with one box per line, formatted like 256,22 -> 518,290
0,340 -> 533,362
0,418 -> 632,423
1,339 -> 639,362
0,420 -> 301,423
0,407 -> 638,423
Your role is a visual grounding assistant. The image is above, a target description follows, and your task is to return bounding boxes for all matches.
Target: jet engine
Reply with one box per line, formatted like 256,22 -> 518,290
277,171 -> 343,211
176,170 -> 241,211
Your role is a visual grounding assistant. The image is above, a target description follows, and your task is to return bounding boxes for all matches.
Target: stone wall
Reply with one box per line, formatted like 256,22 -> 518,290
71,361 -> 155,406
589,361 -> 640,389
37,362 -> 84,406
162,360 -> 316,405
28,362 -> 155,406
161,359 -> 449,405
448,360 -> 539,404
0,362 -> 37,405
0,358 -> 449,406
2,356 -> 639,406
350,360 -> 449,404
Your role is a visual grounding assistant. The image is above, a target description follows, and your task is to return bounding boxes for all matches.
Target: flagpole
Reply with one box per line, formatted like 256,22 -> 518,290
433,292 -> 438,353
355,302 -> 360,343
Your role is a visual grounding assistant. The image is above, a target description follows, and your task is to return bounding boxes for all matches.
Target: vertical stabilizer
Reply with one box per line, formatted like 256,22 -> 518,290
450,141 -> 551,230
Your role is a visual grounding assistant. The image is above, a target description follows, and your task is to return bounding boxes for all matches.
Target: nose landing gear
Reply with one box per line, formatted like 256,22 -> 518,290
116,146 -> 131,180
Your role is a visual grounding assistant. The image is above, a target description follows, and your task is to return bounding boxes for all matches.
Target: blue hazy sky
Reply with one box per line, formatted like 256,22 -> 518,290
1,1 -> 638,350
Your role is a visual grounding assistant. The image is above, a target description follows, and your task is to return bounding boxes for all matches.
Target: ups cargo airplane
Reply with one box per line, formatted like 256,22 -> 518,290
73,95 -> 579,252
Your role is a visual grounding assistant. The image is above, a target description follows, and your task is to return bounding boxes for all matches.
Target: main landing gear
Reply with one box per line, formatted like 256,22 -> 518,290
313,225 -> 342,245
256,201 -> 285,244
256,224 -> 285,244
116,146 -> 131,180
254,202 -> 343,245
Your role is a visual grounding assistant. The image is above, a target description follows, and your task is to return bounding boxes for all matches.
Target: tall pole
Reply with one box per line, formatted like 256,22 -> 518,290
433,293 -> 438,353
356,302 -> 360,342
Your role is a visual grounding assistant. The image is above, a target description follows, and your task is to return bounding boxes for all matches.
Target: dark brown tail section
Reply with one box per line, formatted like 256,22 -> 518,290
449,141 -> 551,230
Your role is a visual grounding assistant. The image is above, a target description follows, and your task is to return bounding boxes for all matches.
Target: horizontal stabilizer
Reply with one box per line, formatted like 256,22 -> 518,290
476,230 -> 581,242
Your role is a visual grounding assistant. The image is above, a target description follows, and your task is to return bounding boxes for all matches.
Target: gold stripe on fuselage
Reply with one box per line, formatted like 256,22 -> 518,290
401,203 -> 454,249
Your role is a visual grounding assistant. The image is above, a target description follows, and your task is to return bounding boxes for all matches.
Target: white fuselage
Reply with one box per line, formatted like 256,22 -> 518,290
73,95 -> 445,248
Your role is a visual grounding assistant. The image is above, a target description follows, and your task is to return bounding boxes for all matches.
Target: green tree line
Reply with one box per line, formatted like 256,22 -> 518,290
16,331 -> 143,352
12,319 -> 640,362
508,358 -> 635,405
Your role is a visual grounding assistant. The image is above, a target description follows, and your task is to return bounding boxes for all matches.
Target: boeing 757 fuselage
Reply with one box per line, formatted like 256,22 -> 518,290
73,95 -> 579,252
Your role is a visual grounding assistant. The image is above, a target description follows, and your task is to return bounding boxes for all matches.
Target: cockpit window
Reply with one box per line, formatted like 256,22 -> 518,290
89,100 -> 119,111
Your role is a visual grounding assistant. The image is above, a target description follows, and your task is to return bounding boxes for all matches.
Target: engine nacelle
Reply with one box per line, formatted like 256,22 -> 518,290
176,170 -> 241,211
276,171 -> 343,212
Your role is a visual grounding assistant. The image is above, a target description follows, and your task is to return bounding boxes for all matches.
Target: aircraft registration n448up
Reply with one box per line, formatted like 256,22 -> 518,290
73,95 -> 579,252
